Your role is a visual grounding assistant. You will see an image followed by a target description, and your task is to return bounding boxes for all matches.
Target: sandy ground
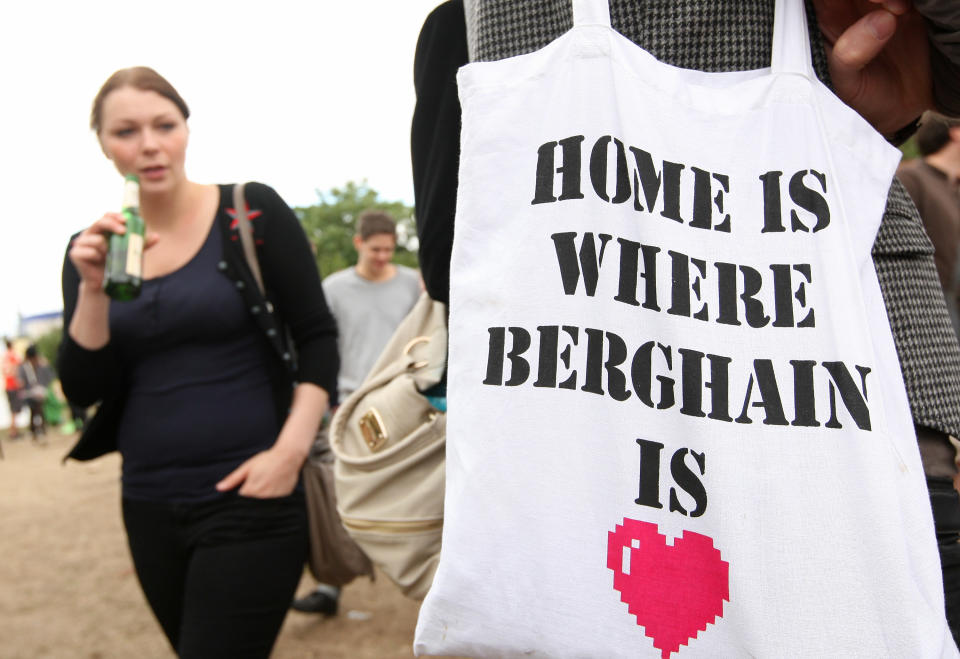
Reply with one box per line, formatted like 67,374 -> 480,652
0,428 -> 441,659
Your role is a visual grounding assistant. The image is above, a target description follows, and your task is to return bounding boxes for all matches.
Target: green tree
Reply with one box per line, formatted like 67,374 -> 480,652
295,181 -> 419,278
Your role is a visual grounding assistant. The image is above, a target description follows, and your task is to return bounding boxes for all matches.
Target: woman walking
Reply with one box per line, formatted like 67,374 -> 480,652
59,66 -> 338,658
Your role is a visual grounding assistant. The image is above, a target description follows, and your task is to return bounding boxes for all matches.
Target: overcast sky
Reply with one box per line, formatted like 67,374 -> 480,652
0,0 -> 443,338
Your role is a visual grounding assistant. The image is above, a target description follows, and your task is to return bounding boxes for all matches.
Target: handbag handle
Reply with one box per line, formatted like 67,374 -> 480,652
233,182 -> 265,295
232,182 -> 298,370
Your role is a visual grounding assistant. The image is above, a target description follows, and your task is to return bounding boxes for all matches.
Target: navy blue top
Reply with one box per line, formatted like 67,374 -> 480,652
111,217 -> 279,502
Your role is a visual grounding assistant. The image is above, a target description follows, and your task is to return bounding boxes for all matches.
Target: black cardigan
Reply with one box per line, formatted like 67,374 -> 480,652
58,182 -> 339,461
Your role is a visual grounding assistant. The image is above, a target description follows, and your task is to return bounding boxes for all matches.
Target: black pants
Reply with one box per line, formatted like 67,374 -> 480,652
122,492 -> 307,659
929,477 -> 960,648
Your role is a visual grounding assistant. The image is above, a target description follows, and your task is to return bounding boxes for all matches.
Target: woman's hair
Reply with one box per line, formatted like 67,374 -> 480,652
90,66 -> 190,133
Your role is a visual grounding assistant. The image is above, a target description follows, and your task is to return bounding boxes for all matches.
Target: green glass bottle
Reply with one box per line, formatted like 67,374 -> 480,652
103,174 -> 145,301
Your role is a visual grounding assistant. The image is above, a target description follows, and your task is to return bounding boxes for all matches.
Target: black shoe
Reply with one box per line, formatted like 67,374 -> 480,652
291,587 -> 339,615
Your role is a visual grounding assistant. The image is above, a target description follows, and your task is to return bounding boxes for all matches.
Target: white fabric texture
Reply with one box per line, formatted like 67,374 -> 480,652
415,0 -> 957,656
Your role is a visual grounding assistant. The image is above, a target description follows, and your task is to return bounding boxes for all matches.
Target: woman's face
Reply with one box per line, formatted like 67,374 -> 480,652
98,86 -> 188,194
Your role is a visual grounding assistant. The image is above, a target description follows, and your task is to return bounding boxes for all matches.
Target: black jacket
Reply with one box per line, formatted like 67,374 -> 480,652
58,182 -> 339,461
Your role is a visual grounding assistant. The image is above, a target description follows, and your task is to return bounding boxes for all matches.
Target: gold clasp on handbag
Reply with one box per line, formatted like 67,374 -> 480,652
403,336 -> 430,370
359,408 -> 388,452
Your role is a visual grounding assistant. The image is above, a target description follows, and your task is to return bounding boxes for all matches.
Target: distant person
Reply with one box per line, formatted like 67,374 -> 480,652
17,345 -> 53,442
58,66 -> 338,658
2,338 -> 22,439
898,112 -> 960,334
291,209 -> 420,615
323,210 -> 422,403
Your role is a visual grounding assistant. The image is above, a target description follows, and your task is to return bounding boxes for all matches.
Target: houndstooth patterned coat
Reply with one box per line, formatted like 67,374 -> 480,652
462,0 -> 960,437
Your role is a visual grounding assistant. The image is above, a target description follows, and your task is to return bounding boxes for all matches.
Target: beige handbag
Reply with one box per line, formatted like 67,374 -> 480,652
330,292 -> 447,600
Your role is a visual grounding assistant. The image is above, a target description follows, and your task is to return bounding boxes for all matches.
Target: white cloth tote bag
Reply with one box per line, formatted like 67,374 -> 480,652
415,0 -> 957,656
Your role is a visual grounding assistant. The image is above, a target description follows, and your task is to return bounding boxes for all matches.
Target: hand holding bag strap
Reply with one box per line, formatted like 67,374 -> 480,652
233,182 -> 265,295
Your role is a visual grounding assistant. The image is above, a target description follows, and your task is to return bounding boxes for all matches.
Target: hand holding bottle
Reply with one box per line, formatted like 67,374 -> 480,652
67,187 -> 158,351
69,175 -> 158,297
69,212 -> 133,293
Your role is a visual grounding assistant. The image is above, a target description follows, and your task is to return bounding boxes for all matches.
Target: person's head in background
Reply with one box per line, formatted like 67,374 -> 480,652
916,112 -> 960,160
353,210 -> 398,282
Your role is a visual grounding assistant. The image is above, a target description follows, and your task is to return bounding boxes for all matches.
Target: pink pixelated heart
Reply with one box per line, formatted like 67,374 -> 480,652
607,518 -> 729,658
